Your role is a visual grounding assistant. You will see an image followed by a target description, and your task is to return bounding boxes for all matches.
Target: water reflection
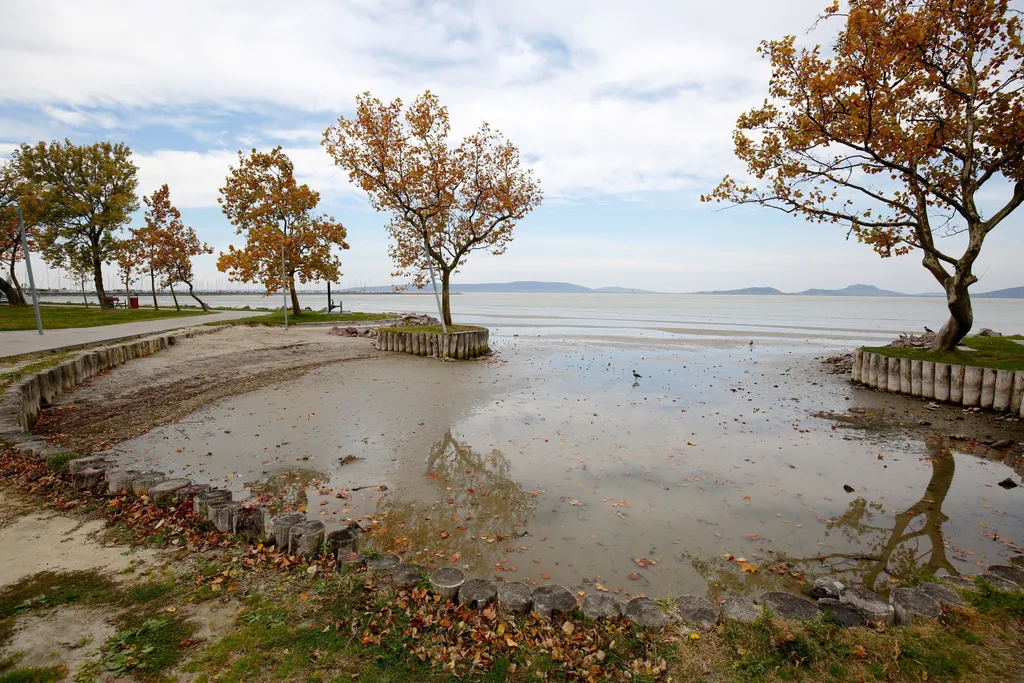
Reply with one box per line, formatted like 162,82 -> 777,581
821,435 -> 956,588
245,466 -> 330,511
371,431 -> 537,571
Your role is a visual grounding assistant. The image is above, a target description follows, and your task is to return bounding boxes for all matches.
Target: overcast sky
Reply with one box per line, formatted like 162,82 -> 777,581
2,0 -> 1021,293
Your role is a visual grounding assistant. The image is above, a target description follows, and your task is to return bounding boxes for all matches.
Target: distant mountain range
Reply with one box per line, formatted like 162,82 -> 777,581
696,284 -> 1024,298
342,281 -> 656,294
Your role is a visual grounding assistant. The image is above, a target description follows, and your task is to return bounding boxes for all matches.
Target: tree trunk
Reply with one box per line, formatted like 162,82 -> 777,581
80,277 -> 89,307
93,255 -> 108,309
8,248 -> 26,303
185,281 -> 209,311
289,273 -> 301,316
169,282 -> 180,311
149,267 -> 159,310
440,269 -> 452,326
0,276 -> 26,306
932,282 -> 973,352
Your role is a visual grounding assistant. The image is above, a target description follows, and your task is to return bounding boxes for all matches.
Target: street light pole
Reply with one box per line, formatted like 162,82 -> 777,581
17,208 -> 43,336
280,217 -> 288,331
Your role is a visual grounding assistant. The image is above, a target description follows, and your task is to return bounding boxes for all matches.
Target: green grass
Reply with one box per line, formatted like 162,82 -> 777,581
45,452 -> 82,475
863,334 -> 1024,371
0,667 -> 66,683
0,304 -> 207,331
0,352 -> 72,392
215,310 -> 395,326
386,324 -> 483,334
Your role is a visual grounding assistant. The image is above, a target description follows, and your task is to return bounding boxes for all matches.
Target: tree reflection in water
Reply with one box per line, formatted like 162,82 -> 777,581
371,430 -> 537,570
245,467 -> 329,512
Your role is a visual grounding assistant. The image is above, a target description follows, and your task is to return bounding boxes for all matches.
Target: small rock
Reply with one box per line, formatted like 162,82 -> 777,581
843,484 -> 855,493
808,577 -> 845,600
757,591 -> 819,621
675,595 -> 718,630
816,598 -> 866,628
986,565 -> 1024,587
977,573 -> 1020,592
918,582 -> 965,607
459,579 -> 498,609
940,575 -> 976,590
890,588 -> 942,625
625,597 -> 671,628
839,586 -> 894,625
998,478 -> 1019,489
917,420 -> 932,426
991,439 -> 1014,449
719,597 -> 761,623
392,564 -> 427,588
366,553 -> 402,575
497,582 -> 533,616
532,585 -> 577,620
581,593 -> 623,620
977,328 -> 1002,337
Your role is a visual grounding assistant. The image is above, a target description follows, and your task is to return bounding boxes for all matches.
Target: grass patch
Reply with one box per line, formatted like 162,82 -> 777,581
965,579 -> 1024,618
0,667 -> 66,683
863,334 -> 1024,371
387,324 -> 483,334
0,353 -> 72,392
44,451 -> 81,475
215,310 -> 395,326
0,304 -> 208,332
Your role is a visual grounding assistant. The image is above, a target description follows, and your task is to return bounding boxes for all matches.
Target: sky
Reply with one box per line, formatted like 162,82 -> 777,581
1,0 -> 1021,294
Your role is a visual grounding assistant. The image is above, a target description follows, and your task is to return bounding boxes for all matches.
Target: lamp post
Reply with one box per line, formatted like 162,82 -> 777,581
280,217 -> 288,331
17,208 -> 43,335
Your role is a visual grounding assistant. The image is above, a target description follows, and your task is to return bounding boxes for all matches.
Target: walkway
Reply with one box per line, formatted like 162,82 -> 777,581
0,310 -> 257,359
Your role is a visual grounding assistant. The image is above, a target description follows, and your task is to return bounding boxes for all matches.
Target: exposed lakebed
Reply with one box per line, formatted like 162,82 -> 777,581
93,330 -> 1024,601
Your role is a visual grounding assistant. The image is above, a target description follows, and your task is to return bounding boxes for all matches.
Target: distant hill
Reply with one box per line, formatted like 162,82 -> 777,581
341,281 -> 656,294
697,287 -> 785,295
797,284 -> 906,297
696,283 -> 1023,298
975,286 -> 1024,299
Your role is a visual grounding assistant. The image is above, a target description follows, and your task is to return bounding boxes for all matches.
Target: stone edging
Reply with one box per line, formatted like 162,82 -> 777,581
374,327 -> 490,360
852,349 -> 1024,417
0,326 -> 224,461
62,457 -> 1024,631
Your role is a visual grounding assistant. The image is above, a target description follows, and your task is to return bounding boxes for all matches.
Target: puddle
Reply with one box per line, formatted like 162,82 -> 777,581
108,338 -> 1024,599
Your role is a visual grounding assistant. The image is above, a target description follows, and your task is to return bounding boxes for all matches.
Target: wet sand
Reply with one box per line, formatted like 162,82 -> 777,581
36,326 -> 1024,600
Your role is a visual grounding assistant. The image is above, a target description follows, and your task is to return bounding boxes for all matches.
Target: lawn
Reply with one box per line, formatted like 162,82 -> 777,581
863,334 -> 1024,371
218,310 -> 396,326
0,304 -> 208,332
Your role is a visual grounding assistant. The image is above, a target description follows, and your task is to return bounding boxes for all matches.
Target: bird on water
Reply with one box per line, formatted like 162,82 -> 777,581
632,370 -> 642,380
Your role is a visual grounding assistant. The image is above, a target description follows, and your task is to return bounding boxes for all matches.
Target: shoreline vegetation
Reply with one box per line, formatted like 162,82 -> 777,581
0,447 -> 1022,682
864,335 -> 1024,372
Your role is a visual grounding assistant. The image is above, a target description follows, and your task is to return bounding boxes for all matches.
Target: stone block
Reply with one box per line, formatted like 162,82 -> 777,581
816,598 -> 866,627
148,478 -> 193,504
890,587 -> 941,625
288,520 -> 325,557
270,512 -> 305,548
429,567 -> 465,601
808,577 -> 845,600
625,596 -> 670,628
497,582 -> 533,616
840,586 -> 894,625
532,585 -> 577,620
757,591 -> 819,621
917,582 -> 964,607
581,593 -> 623,620
366,553 -> 402,577
458,579 -> 497,609
193,489 -> 232,519
720,597 -> 761,623
675,595 -> 718,630
986,565 -> 1024,587
393,563 -> 428,588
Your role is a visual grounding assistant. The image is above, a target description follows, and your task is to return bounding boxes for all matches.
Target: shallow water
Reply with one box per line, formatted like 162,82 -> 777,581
110,329 -> 1024,600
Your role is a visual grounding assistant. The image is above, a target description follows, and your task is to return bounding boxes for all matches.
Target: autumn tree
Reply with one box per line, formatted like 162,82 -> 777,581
161,219 -> 213,311
0,160 -> 28,306
322,91 -> 543,326
114,237 -> 145,301
218,147 -> 349,316
703,0 -> 1024,351
11,140 -> 138,309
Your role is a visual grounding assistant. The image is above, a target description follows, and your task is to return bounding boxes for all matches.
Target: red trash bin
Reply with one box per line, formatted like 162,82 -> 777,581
129,296 -> 139,309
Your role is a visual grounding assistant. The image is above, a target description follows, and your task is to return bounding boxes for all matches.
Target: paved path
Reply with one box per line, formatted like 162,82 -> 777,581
0,310 -> 257,359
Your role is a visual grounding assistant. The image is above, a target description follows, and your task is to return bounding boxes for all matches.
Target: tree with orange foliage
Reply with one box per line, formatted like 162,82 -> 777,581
114,237 -> 145,302
703,0 -> 1024,351
134,185 -> 183,310
161,221 -> 213,311
218,147 -> 349,316
323,91 -> 543,326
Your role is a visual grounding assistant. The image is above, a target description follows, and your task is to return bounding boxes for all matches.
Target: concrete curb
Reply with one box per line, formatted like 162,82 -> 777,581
854,351 -> 1024,418
0,326 -> 223,461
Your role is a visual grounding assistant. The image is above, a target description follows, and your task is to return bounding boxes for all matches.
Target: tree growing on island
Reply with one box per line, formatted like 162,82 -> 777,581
11,140 -> 139,309
218,147 -> 349,316
703,0 -> 1024,351
322,91 -> 543,326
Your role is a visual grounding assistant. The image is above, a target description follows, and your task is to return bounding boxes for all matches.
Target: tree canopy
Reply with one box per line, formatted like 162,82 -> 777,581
703,0 -> 1024,350
217,146 -> 349,315
322,91 -> 543,325
11,139 -> 138,308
